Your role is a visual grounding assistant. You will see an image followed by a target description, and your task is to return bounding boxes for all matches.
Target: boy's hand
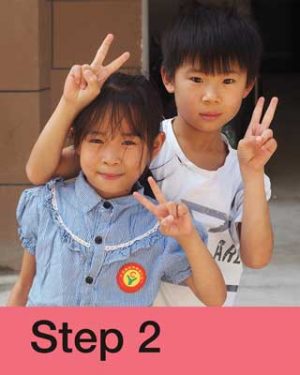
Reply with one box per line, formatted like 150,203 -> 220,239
133,177 -> 194,239
63,34 -> 130,111
238,97 -> 278,173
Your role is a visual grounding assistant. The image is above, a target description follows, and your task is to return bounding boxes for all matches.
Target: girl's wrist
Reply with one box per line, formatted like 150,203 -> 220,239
175,228 -> 200,246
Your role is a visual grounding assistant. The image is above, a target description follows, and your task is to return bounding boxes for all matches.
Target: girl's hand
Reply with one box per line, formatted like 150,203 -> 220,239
238,97 -> 278,173
63,34 -> 130,111
133,177 -> 194,239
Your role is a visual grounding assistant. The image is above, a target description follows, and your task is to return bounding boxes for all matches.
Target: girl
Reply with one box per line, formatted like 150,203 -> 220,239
7,46 -> 226,306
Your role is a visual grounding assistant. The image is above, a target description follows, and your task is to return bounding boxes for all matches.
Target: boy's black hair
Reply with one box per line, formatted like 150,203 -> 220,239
73,72 -> 163,155
161,1 -> 263,85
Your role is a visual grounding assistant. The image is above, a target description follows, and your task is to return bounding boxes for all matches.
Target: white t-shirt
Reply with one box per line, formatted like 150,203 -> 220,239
151,118 -> 271,306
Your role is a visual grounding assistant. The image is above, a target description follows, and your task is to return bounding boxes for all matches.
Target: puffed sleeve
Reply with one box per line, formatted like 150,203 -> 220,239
16,187 -> 44,255
161,220 -> 208,284
233,174 -> 271,223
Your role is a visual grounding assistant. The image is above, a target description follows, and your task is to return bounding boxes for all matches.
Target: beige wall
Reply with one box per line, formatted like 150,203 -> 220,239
51,0 -> 143,110
0,0 -> 144,270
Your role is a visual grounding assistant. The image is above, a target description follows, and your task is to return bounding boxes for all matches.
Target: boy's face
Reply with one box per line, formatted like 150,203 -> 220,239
162,61 -> 254,134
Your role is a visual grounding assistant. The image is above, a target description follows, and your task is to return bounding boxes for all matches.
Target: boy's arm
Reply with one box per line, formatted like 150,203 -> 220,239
238,171 -> 273,268
55,145 -> 80,181
26,34 -> 130,185
7,251 -> 36,306
134,177 -> 226,306
238,97 -> 278,268
26,99 -> 80,184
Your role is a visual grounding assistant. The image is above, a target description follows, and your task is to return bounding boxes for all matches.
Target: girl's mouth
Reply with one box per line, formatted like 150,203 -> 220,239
98,172 -> 124,180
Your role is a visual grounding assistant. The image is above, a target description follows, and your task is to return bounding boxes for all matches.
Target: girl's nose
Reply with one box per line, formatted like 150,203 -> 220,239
101,144 -> 122,165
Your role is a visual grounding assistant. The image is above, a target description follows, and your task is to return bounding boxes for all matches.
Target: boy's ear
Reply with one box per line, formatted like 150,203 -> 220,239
151,131 -> 165,160
161,67 -> 175,93
243,79 -> 256,98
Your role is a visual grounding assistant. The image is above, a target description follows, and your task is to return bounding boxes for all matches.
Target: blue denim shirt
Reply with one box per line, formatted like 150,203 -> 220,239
17,172 -> 207,306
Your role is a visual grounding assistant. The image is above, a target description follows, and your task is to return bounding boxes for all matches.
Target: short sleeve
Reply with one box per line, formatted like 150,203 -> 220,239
233,174 -> 271,223
16,187 -> 44,255
161,220 -> 208,284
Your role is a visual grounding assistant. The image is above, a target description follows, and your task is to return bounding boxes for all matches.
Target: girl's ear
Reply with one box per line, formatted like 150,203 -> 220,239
151,132 -> 165,160
75,146 -> 80,156
243,79 -> 256,99
161,67 -> 175,94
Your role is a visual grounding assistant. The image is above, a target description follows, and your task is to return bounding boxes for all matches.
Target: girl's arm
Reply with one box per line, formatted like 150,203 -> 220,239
7,250 -> 36,306
177,229 -> 226,306
134,177 -> 226,306
26,34 -> 130,185
238,97 -> 278,268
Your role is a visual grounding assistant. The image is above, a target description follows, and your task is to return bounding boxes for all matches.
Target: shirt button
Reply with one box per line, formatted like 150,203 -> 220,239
85,276 -> 93,284
103,201 -> 112,209
95,236 -> 102,244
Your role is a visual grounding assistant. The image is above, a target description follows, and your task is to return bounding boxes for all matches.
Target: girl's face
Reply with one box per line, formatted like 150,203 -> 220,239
78,119 -> 163,199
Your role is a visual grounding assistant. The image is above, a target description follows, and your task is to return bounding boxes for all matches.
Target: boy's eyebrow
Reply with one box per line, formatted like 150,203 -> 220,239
186,67 -> 241,75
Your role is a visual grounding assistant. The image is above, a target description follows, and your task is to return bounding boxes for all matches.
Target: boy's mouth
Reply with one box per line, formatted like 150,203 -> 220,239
199,112 -> 222,121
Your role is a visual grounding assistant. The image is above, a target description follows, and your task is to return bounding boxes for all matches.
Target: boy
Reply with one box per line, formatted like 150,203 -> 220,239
25,4 -> 278,306
152,3 -> 278,305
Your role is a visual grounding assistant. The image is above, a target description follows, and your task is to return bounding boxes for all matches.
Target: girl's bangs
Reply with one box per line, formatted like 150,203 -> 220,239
86,101 -> 145,140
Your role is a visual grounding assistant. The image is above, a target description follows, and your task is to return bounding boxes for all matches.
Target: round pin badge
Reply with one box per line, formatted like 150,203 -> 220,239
117,263 -> 147,293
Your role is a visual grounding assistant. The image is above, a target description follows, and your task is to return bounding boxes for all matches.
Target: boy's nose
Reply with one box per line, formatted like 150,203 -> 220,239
201,86 -> 220,103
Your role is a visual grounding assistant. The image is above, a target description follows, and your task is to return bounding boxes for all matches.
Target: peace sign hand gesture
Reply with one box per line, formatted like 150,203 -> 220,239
133,177 -> 195,239
238,96 -> 278,173
63,34 -> 130,112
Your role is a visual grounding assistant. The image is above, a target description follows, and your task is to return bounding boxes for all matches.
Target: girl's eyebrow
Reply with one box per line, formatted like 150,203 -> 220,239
121,133 -> 138,137
88,130 -> 138,137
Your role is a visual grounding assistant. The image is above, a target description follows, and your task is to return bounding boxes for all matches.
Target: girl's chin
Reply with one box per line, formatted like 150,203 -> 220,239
93,186 -> 132,199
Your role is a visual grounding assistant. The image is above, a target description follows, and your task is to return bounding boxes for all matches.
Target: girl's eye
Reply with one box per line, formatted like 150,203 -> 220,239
122,140 -> 137,146
89,138 -> 104,144
223,78 -> 236,84
190,77 -> 203,83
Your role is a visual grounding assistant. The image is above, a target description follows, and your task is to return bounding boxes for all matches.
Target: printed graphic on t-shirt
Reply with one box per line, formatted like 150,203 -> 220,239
182,199 -> 242,288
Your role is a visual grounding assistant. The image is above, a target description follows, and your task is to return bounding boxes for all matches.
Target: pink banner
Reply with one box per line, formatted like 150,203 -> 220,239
0,308 -> 299,374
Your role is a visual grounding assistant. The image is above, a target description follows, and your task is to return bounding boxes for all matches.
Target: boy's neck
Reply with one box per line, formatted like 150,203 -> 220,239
172,117 -> 228,170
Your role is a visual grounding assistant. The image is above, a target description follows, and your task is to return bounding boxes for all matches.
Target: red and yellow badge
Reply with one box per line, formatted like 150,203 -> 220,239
117,263 -> 147,293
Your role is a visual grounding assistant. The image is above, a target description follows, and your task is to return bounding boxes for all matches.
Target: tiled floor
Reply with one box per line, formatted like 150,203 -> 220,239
236,199 -> 300,305
0,271 -> 18,306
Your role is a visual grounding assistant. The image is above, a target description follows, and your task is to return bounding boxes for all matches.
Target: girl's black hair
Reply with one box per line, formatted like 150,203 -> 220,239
161,2 -> 263,85
73,72 -> 163,155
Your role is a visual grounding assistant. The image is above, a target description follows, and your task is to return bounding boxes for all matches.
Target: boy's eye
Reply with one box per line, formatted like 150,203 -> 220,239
223,78 -> 236,84
190,77 -> 203,83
